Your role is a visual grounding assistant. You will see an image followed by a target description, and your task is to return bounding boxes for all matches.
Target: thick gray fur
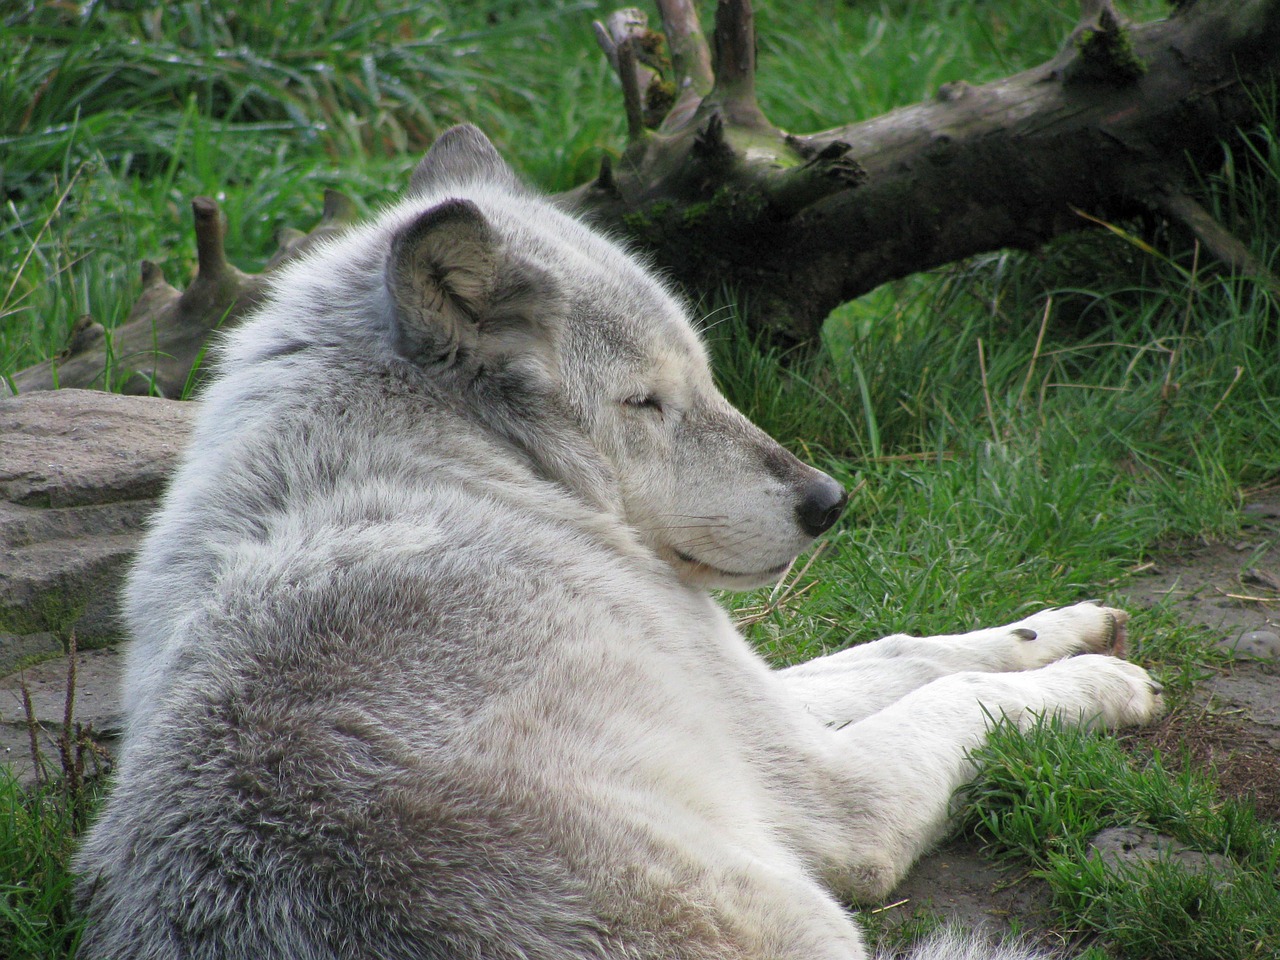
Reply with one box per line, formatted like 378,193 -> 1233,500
76,125 -> 1161,960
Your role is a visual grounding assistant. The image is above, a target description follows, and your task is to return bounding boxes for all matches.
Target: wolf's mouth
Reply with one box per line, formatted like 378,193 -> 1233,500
674,550 -> 793,581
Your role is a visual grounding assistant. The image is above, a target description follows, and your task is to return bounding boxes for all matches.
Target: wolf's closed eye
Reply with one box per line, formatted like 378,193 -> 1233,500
623,394 -> 663,413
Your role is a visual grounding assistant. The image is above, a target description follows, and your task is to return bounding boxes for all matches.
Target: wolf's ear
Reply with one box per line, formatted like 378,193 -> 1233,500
387,199 -> 559,370
387,199 -> 495,366
409,125 -> 516,194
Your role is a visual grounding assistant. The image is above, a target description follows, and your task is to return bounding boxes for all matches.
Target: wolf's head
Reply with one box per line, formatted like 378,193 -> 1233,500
383,125 -> 845,589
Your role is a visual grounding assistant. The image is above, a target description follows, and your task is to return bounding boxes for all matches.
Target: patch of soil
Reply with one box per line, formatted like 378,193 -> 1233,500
874,837 -> 1059,946
1120,491 -> 1280,819
1124,495 -> 1280,642
1122,679 -> 1280,820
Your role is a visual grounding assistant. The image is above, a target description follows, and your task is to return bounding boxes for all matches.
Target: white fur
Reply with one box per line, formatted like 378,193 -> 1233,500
76,127 -> 1162,960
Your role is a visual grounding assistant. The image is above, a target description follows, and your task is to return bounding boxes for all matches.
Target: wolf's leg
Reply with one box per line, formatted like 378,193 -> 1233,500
726,873 -> 870,960
778,601 -> 1126,726
805,652 -> 1162,902
669,850 -> 870,960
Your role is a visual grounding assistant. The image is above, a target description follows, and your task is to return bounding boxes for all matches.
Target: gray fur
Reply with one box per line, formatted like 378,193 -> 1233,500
409,123 -> 518,196
77,125 -> 1161,960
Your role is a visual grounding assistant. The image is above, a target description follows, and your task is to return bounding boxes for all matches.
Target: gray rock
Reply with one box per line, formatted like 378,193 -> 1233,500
0,643 -> 127,731
1,390 -> 193,673
1203,672 -> 1280,730
1222,629 -> 1280,660
1088,826 -> 1234,876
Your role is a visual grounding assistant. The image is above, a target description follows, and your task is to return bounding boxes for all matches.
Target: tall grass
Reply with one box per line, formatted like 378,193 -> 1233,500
0,0 -> 618,373
710,248 -> 1278,665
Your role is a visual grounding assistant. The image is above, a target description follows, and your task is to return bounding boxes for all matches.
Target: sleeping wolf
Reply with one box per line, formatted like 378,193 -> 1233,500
77,125 -> 1162,960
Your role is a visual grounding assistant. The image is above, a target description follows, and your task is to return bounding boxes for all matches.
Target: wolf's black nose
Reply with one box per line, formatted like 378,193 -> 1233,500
796,475 -> 847,537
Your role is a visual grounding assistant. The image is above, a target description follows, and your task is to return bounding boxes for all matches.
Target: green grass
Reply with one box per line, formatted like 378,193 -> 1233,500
716,256 -> 1278,677
0,772 -> 98,959
958,719 -> 1280,959
1,0 -> 621,375
3,1 -> 1280,958
1,644 -> 110,959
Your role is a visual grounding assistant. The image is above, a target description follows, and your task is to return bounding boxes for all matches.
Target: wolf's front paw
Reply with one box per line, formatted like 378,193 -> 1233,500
1010,602 -> 1129,669
1046,653 -> 1165,729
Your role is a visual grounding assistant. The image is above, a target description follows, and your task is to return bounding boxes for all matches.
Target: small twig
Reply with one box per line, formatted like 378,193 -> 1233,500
1018,295 -> 1052,411
773,540 -> 828,604
738,580 -> 821,620
1101,561 -> 1159,587
63,632 -> 77,737
1218,588 -> 1279,603
977,337 -> 999,442
735,539 -> 833,628
20,679 -> 46,789
1202,365 -> 1244,428
593,9 -> 653,142
866,897 -> 911,915
59,632 -> 82,798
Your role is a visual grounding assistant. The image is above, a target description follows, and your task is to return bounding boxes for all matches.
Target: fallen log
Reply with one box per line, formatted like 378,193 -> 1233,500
10,0 -> 1279,388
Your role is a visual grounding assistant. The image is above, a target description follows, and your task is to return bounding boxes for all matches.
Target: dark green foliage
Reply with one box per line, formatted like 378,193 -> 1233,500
1,771 -> 103,958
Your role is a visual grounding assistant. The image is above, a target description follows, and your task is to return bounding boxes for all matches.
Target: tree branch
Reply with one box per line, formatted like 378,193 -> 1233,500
656,0 -> 713,132
568,0 -> 1280,343
15,0 -> 1280,394
707,0 -> 766,128
593,9 -> 652,141
10,194 -> 358,396
1152,188 -> 1276,287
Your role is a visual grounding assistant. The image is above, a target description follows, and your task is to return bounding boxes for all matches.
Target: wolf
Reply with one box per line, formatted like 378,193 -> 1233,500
76,125 -> 1162,960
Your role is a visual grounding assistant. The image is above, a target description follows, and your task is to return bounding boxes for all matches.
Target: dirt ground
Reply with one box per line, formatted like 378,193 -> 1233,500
880,493 -> 1280,945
